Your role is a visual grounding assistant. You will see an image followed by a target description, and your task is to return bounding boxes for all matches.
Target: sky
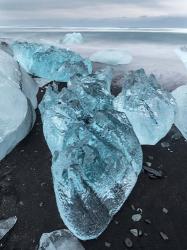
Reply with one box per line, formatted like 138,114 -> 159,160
0,0 -> 187,28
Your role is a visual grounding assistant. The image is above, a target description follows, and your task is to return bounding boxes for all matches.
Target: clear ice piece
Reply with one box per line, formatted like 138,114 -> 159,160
39,74 -> 143,240
38,229 -> 85,250
69,66 -> 113,92
114,69 -> 176,145
11,41 -> 92,82
0,216 -> 17,240
62,33 -> 84,45
172,84 -> 187,139
90,49 -> 132,65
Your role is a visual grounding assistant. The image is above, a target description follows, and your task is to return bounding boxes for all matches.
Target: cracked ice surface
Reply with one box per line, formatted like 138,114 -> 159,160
172,84 -> 187,140
39,71 -> 142,240
0,49 -> 36,160
114,69 -> 176,145
11,41 -> 92,82
38,229 -> 85,250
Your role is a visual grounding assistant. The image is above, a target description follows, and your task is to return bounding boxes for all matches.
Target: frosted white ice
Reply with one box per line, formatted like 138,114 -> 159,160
0,49 -> 35,160
90,49 -> 133,65
172,84 -> 187,139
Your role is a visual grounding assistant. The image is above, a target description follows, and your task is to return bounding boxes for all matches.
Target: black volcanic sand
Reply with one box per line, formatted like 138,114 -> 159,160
0,86 -> 187,250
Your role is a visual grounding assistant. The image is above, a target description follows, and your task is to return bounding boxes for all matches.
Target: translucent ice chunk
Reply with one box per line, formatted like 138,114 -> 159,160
62,33 -> 84,45
90,49 -> 132,65
172,84 -> 187,139
11,41 -> 92,82
114,69 -> 176,145
69,66 -> 113,92
39,74 -> 142,240
0,216 -> 17,240
38,229 -> 85,250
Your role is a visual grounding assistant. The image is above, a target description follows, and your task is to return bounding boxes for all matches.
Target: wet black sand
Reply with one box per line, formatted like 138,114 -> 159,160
0,87 -> 187,250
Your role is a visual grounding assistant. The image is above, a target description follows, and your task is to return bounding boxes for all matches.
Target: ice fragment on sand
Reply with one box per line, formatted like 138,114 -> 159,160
172,85 -> 187,140
39,73 -> 143,240
0,49 -> 35,160
61,33 -> 84,45
132,214 -> 142,222
0,216 -> 17,240
38,229 -> 85,250
12,41 -> 92,82
90,49 -> 132,65
114,69 -> 176,145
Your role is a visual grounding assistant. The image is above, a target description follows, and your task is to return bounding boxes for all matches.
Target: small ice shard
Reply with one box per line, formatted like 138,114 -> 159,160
11,41 -> 92,82
62,33 -> 84,45
38,229 -> 85,250
90,49 -> 132,65
0,49 -> 36,160
39,73 -> 143,240
172,85 -> 187,140
175,47 -> 187,69
114,69 -> 176,145
132,214 -> 142,222
0,216 -> 17,240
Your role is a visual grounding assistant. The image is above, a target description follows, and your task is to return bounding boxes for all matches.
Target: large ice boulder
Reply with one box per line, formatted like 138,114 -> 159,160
11,41 -> 92,82
0,49 -> 36,160
172,85 -> 187,139
38,229 -> 85,250
114,69 -> 176,145
61,33 -> 84,45
39,70 -> 142,240
90,49 -> 133,65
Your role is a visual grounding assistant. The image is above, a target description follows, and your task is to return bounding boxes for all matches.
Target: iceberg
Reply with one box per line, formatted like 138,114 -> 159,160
0,216 -> 17,240
39,72 -> 143,240
90,49 -> 132,65
38,229 -> 85,250
114,69 -> 176,145
0,49 -> 36,160
11,41 -> 92,82
61,33 -> 84,45
172,85 -> 187,139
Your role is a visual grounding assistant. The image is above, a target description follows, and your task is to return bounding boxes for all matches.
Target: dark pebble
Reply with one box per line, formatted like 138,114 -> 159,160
124,238 -> 133,248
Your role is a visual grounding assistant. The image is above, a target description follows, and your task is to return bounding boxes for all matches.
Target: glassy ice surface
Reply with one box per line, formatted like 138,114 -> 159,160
114,69 -> 176,145
61,33 -> 84,45
11,41 -> 92,82
38,229 -> 85,250
172,85 -> 187,139
39,72 -> 143,240
90,49 -> 132,65
69,66 -> 113,92
0,49 -> 36,160
0,216 -> 17,240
